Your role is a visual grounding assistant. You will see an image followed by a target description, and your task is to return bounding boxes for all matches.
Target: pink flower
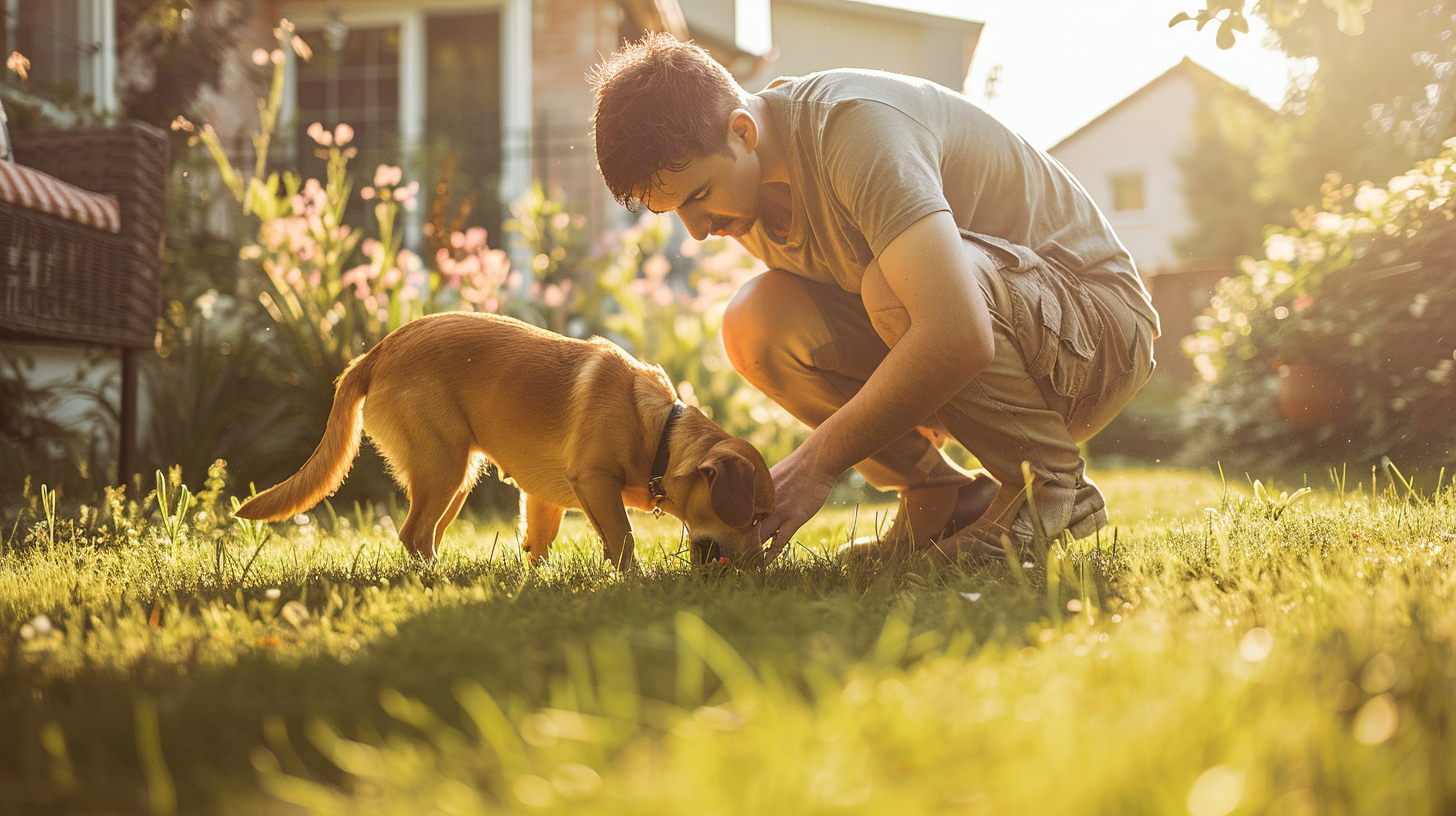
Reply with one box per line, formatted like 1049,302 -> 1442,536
374,165 -> 403,188
1293,294 -> 1314,312
643,254 -> 671,282
307,122 -> 332,146
333,124 -> 354,146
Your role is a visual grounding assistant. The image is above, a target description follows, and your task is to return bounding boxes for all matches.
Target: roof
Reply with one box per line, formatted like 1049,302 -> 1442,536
1050,57 -> 1277,153
621,0 -> 690,39
789,0 -> 983,32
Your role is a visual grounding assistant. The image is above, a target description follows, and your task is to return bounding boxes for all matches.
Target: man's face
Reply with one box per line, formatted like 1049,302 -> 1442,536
639,127 -> 762,241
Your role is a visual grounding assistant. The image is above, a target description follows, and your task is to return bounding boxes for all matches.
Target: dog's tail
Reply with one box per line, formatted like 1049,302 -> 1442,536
234,353 -> 375,522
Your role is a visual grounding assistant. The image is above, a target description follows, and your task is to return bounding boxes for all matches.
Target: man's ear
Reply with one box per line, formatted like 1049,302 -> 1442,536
730,108 -> 758,152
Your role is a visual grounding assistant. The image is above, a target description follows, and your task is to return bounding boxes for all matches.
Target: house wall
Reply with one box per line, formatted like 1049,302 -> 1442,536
531,0 -> 629,235
751,0 -> 972,92
1049,70 -> 1200,275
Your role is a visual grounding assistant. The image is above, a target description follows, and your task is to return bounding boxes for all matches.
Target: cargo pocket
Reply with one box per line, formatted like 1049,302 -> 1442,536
962,230 -> 1103,407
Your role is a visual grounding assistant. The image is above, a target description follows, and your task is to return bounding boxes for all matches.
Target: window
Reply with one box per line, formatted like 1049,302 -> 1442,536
426,11 -> 503,234
294,25 -> 402,174
5,0 -> 112,108
1112,172 -> 1145,212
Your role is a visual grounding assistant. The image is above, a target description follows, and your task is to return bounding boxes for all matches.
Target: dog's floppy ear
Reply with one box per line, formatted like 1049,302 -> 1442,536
700,444 -> 756,528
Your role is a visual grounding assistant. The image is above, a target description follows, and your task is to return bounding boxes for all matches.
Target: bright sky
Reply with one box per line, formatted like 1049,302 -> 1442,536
858,0 -> 1308,149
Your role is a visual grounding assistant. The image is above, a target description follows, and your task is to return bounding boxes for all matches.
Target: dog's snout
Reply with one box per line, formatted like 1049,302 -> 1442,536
691,536 -> 723,565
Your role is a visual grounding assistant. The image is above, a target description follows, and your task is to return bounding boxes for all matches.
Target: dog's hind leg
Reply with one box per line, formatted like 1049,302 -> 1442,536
433,487 -> 471,554
396,450 -> 472,560
521,494 -> 566,565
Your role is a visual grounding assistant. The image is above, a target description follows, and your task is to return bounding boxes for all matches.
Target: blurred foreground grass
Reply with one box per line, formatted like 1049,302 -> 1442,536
2,465 -> 1453,815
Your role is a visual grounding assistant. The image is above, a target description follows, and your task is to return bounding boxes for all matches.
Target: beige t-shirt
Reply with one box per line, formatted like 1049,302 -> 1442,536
737,69 -> 1159,331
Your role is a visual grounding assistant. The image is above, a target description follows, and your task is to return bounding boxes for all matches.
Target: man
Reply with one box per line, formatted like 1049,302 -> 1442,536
590,33 -> 1158,564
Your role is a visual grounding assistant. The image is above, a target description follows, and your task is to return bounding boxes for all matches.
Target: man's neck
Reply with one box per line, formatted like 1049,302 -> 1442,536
746,95 -> 788,186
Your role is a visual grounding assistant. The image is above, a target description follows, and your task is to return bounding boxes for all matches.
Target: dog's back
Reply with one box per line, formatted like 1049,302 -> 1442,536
237,312 -> 675,530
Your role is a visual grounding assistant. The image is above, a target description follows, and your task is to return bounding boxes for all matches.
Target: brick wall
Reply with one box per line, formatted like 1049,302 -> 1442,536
532,0 -> 628,236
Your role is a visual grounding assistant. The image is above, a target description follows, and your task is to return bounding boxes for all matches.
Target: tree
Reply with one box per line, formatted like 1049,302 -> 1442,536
1170,0 -> 1372,48
1262,0 -> 1455,210
1175,0 -> 1455,233
1175,72 -> 1283,259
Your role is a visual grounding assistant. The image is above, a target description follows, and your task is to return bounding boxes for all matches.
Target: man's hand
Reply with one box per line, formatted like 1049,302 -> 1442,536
758,442 -> 839,564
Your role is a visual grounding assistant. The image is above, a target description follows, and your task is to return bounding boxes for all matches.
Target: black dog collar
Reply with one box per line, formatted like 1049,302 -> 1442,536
648,401 -> 686,511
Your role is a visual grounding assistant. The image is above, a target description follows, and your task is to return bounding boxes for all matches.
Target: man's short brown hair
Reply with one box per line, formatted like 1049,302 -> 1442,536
590,33 -> 741,211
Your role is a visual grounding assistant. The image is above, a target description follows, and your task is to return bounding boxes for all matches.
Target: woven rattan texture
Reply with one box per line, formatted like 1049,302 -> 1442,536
1,122 -> 168,348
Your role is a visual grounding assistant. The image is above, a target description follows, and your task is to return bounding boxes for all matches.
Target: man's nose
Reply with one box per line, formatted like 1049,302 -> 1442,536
681,211 -> 710,241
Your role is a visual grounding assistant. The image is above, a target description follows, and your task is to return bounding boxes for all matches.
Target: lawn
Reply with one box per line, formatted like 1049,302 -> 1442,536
2,464 -> 1453,815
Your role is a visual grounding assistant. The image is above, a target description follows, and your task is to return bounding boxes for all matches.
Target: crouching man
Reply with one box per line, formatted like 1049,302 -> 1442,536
590,34 -> 1158,563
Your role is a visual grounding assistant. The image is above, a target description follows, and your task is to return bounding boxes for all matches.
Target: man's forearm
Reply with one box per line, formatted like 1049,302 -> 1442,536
794,320 -> 989,480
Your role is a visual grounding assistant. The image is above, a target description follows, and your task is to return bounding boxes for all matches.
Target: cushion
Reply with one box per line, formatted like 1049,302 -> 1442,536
0,158 -> 120,233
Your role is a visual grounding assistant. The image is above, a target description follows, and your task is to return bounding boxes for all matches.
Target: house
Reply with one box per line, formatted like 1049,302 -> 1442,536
679,0 -> 980,95
1048,57 -> 1277,376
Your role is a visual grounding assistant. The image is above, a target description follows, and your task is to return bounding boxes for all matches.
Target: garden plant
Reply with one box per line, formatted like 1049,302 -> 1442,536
1182,136 -> 1456,473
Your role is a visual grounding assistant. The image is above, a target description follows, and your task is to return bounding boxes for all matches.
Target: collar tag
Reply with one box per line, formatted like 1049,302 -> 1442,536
648,401 -> 686,515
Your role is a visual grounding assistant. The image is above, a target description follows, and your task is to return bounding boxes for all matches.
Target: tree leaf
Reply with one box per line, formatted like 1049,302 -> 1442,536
1217,20 -> 1237,49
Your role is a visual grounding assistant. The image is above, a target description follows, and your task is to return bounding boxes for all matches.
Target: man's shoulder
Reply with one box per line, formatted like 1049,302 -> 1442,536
763,68 -> 944,103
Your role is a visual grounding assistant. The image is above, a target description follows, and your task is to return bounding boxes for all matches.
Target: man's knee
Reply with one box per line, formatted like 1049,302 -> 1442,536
722,270 -> 815,384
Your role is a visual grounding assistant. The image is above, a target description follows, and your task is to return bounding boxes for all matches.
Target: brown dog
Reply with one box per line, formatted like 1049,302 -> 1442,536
234,312 -> 774,569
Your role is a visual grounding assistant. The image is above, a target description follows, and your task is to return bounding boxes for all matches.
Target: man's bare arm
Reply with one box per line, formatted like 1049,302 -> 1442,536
760,210 -> 997,557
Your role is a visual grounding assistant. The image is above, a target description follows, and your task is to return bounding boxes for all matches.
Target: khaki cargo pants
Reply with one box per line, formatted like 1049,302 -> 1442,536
722,231 -> 1158,545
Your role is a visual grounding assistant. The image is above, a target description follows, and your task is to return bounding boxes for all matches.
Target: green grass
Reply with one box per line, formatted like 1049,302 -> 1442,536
2,465 -> 1454,815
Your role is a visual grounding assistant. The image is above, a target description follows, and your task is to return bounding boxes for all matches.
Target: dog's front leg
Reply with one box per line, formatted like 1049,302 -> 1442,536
567,470 -> 636,571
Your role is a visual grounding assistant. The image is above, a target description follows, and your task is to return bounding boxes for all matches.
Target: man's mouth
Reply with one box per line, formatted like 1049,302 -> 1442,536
712,218 -> 750,238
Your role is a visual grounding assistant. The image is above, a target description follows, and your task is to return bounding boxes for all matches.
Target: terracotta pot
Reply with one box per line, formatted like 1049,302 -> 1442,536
1278,364 -> 1345,424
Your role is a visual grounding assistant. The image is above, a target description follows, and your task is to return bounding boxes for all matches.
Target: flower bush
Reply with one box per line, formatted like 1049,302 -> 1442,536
1181,137 -> 1456,470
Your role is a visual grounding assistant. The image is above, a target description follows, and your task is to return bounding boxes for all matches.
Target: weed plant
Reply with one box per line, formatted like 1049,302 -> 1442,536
2,465 -> 1453,814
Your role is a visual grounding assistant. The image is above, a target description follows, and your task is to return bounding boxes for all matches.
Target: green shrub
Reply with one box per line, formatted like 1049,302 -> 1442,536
1182,137 -> 1456,471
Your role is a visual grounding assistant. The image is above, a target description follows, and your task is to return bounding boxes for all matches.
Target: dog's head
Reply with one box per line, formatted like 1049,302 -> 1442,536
660,416 -> 774,567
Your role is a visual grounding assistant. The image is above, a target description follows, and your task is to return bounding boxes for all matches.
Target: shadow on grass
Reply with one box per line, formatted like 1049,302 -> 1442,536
1,550 -> 1089,815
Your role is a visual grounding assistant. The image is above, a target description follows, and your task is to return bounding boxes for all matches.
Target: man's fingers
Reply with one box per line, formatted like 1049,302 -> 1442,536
760,515 -> 803,565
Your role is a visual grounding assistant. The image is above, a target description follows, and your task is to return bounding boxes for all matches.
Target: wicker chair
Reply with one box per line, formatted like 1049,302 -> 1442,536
0,114 -> 169,486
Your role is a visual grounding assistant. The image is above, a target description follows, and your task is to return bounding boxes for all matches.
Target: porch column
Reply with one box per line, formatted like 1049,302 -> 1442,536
500,0 -> 533,266
399,10 -> 427,250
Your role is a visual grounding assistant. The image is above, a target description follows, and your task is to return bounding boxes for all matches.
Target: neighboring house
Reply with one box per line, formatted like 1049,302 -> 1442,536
1049,58 -> 1276,376
679,0 -> 980,94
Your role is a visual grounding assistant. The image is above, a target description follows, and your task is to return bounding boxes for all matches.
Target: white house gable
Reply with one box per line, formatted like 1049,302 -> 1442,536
1050,62 -> 1203,274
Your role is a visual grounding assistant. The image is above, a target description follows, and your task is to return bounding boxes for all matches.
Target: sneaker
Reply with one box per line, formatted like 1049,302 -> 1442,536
837,474 -> 998,561
1008,477 -> 1107,545
927,476 -> 1107,564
